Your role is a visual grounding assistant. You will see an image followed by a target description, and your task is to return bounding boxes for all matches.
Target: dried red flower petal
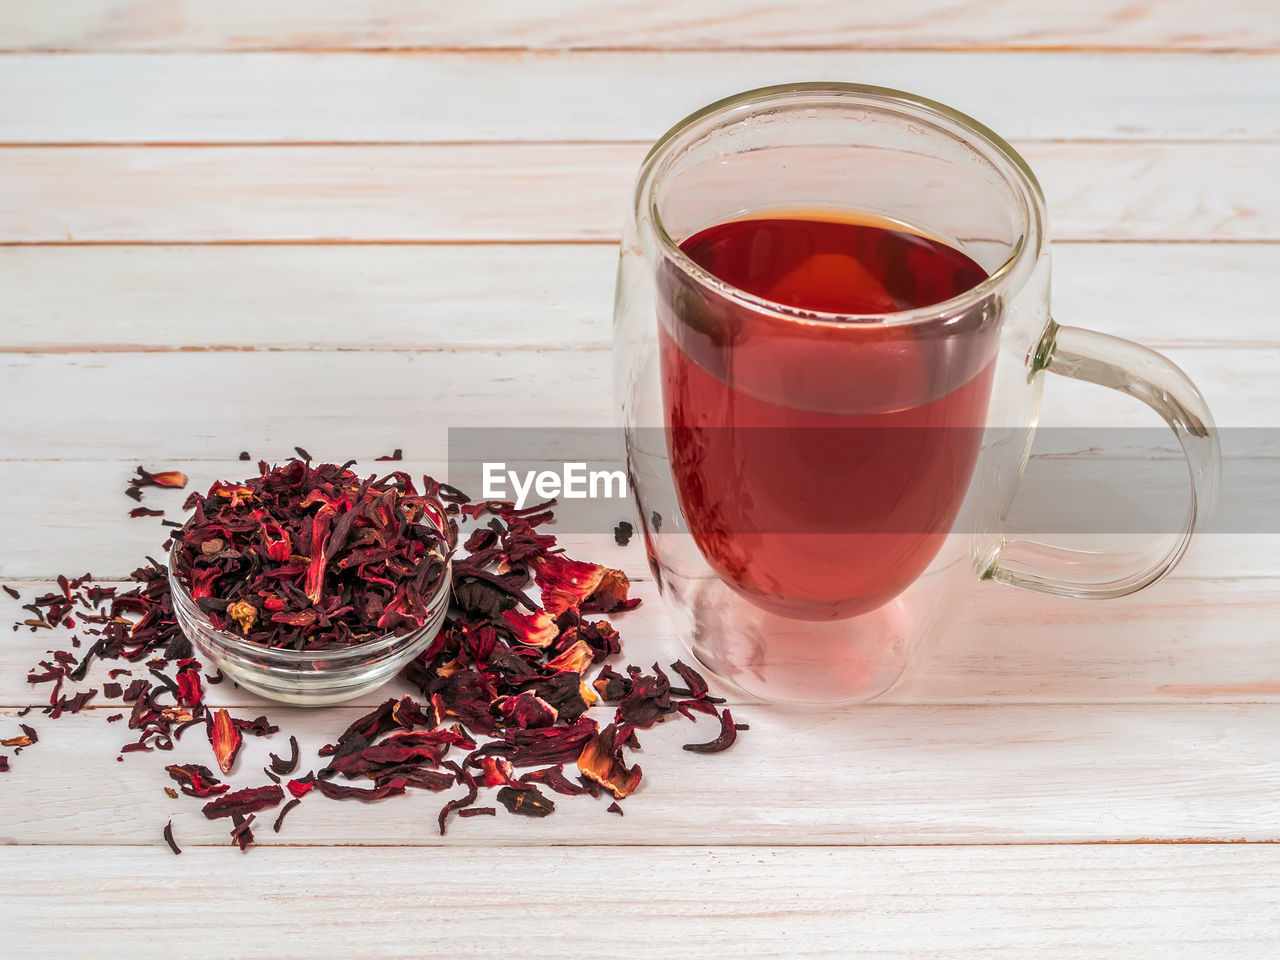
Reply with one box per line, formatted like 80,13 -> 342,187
607,801 -> 624,816
269,735 -> 300,776
533,554 -> 604,615
496,692 -> 558,730
683,708 -> 739,754
496,785 -> 555,818
478,756 -> 515,787
577,723 -> 643,799
209,708 -> 243,775
202,784 -> 285,820
545,638 -> 594,675
502,608 -> 559,648
273,797 -> 302,832
162,820 -> 181,855
286,778 -> 315,800
230,812 -> 256,852
129,507 -> 165,518
437,774 -> 479,835
175,660 -> 203,707
165,763 -> 230,798
138,468 -> 188,489
582,567 -> 634,614
314,777 -> 408,802
669,659 -> 722,702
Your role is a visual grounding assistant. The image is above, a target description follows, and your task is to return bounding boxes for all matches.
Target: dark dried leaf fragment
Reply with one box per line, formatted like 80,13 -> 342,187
202,784 -> 285,820
273,797 -> 302,832
497,785 -> 555,818
163,820 -> 181,855
682,708 -> 739,754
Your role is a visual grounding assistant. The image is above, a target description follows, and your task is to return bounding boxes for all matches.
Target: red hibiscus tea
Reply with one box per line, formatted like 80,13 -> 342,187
658,211 -> 1001,621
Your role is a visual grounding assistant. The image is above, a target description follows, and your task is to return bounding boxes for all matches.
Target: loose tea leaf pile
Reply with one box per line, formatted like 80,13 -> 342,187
3,456 -> 745,853
170,459 -> 452,649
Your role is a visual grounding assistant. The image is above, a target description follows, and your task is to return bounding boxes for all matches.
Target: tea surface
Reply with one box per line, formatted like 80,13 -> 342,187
661,213 -> 996,619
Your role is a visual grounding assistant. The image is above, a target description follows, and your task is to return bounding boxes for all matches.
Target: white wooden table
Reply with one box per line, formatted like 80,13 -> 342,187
2,3 -> 1279,956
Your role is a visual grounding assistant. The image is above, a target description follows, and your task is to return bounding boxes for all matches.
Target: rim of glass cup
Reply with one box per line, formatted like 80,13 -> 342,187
166,533 -> 452,666
635,82 -> 1048,328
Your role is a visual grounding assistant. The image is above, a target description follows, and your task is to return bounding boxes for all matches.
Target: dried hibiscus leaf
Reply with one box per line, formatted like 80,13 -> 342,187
209,708 -> 243,774
496,785 -> 555,818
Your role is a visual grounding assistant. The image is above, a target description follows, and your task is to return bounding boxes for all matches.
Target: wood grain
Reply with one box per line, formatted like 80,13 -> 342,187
0,348 -> 1267,462
3,570 -> 1278,707
1,703 -> 1277,845
5,846 -> 1278,959
3,52 -> 1277,143
0,0 -> 1274,52
1,143 -> 1279,243
3,243 -> 1278,352
0,455 -> 1271,583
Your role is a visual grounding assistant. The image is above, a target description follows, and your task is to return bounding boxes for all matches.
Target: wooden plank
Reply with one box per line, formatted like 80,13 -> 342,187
0,347 -> 1267,462
0,703 -> 1277,844
0,0 -> 1274,52
0,454 -> 1271,582
0,352 -> 617,460
3,570 -> 1278,708
0,245 -> 617,351
1,143 -> 1279,243
4,846 -> 1280,959
3,52 -> 1277,143
3,243 -> 1278,353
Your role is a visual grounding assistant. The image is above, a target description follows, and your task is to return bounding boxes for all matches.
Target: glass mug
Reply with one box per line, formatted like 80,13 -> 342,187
613,84 -> 1221,704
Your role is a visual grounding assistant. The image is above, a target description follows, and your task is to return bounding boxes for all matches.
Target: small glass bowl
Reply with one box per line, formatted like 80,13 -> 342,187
168,550 -> 451,707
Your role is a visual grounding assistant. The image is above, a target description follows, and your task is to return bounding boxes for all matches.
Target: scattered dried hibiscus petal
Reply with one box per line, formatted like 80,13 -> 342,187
209,708 -> 242,775
162,820 -> 181,855
230,812 -> 256,852
202,784 -> 285,820
165,763 -> 230,798
577,723 -> 643,799
683,708 -> 738,754
497,785 -> 555,818
269,735 -> 300,776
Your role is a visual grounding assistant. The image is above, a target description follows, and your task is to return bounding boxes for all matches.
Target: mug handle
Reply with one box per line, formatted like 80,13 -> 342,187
984,319 -> 1222,598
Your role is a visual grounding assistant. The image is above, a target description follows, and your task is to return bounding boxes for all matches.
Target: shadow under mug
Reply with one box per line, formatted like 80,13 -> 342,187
613,84 -> 1221,705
